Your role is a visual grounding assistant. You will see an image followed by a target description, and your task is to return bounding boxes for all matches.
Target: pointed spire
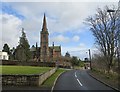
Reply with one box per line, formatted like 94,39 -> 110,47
36,42 -> 38,48
53,42 -> 54,48
42,13 -> 47,31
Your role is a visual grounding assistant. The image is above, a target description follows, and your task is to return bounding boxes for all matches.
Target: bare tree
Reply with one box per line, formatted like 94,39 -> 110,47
86,6 -> 120,73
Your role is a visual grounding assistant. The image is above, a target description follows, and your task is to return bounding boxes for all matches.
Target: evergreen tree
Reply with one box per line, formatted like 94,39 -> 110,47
15,28 -> 31,61
2,44 -> 16,60
9,47 -> 15,60
2,43 -> 10,54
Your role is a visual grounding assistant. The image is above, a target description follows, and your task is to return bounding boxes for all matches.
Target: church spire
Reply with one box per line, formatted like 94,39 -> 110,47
42,13 -> 47,31
53,42 -> 54,48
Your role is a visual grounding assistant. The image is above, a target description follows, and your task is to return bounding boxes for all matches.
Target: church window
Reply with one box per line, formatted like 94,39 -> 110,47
43,46 -> 47,54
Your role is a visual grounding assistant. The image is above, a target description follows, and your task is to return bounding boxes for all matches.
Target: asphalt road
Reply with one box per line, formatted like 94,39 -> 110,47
53,69 -> 117,91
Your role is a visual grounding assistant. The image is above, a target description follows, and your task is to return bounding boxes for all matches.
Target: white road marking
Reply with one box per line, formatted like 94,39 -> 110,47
75,72 -> 77,78
75,71 -> 83,86
77,79 -> 83,86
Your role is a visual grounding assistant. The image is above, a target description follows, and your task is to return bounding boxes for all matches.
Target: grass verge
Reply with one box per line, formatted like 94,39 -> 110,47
0,65 -> 52,74
41,68 -> 67,88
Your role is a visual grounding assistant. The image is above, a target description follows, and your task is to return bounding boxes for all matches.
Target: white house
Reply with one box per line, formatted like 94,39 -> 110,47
0,51 -> 9,60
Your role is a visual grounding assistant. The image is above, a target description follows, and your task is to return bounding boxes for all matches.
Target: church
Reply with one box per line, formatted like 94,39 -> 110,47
30,14 -> 61,62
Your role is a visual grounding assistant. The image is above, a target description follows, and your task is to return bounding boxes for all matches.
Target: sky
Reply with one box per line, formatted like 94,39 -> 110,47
0,0 -> 119,60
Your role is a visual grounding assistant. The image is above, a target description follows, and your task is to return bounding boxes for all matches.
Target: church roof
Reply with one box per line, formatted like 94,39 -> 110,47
30,46 -> 61,52
30,47 -> 36,51
49,46 -> 61,52
30,46 -> 40,52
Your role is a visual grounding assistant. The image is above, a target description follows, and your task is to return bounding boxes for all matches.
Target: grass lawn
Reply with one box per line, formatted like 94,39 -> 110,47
42,68 -> 67,88
0,65 -> 52,75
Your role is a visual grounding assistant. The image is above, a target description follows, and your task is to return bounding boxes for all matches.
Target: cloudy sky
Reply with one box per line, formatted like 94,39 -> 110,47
1,0 -> 119,60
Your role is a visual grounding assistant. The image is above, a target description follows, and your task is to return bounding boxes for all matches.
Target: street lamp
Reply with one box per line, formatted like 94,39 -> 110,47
107,5 -> 120,71
107,9 -> 115,12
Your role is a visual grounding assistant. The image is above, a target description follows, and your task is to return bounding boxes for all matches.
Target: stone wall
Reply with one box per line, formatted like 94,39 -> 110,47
2,68 -> 57,86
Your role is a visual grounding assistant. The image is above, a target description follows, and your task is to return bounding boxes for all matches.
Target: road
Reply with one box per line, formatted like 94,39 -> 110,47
53,69 -> 116,91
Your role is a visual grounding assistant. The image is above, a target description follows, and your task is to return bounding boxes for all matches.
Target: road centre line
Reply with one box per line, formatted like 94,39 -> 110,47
75,71 -> 77,78
75,71 -> 83,86
77,79 -> 83,86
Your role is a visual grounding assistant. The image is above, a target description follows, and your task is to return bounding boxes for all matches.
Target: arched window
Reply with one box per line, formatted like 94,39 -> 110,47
43,46 -> 46,55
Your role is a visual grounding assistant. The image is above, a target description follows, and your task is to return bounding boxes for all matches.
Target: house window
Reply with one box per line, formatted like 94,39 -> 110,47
3,55 -> 6,60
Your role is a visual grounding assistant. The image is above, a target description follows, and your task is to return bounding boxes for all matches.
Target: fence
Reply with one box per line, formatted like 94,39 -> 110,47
2,68 -> 57,86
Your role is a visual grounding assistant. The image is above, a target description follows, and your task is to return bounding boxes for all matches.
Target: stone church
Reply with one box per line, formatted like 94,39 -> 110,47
30,14 -> 61,62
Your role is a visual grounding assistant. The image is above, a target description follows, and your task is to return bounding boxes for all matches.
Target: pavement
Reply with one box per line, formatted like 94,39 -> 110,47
53,69 -> 117,91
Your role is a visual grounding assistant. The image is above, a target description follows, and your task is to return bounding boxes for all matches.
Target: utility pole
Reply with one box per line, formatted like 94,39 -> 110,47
118,0 -> 120,9
88,49 -> 92,70
117,0 -> 120,56
117,16 -> 120,88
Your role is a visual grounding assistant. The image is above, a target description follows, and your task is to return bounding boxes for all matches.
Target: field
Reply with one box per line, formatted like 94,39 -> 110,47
0,65 -> 52,74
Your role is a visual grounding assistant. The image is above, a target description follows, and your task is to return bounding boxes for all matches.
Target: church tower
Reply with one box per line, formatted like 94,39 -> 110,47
40,14 -> 49,62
